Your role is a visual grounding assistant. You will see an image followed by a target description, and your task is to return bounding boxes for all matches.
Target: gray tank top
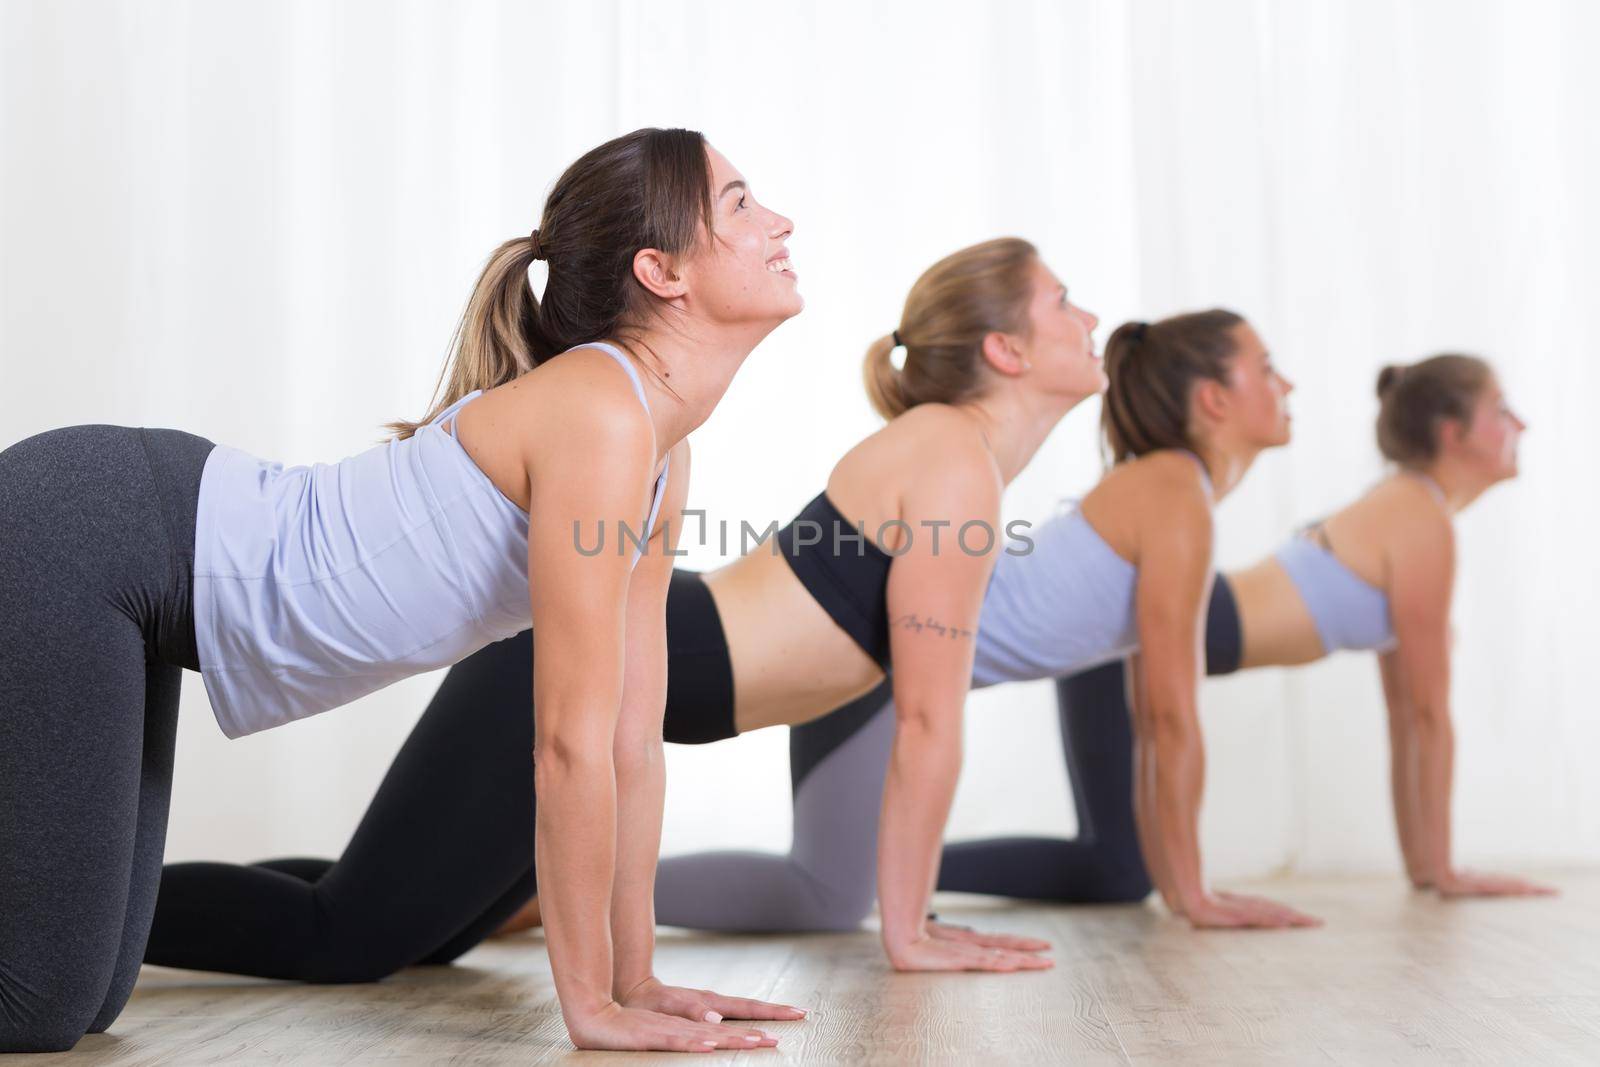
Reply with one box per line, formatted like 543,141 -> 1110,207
193,342 -> 669,738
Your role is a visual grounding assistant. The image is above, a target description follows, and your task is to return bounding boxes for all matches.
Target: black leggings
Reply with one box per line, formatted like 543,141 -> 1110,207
149,633 -> 541,981
0,425 -> 211,1053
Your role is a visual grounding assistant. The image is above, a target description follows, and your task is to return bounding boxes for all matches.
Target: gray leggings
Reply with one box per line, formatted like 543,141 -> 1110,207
0,424 -> 212,1053
655,683 -> 896,931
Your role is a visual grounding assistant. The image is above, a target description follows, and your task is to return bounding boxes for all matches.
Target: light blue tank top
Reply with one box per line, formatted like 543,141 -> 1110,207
970,503 -> 1140,688
970,450 -> 1213,688
193,342 -> 670,738
1274,534 -> 1396,655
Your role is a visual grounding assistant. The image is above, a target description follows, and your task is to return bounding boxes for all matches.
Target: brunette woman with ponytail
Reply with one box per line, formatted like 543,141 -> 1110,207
0,128 -> 803,1054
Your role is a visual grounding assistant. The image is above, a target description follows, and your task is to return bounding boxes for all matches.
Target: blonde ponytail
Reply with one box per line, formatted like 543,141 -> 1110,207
862,237 -> 1038,422
863,334 -> 909,420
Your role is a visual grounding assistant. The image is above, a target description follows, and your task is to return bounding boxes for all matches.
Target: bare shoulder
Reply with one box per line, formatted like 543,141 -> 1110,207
1361,475 -> 1454,557
501,348 -> 657,466
1095,450 -> 1210,520
833,403 -> 1000,511
1081,450 -> 1211,565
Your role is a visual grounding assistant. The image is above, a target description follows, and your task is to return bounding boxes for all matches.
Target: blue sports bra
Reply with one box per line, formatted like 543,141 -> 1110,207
1274,534 -> 1396,655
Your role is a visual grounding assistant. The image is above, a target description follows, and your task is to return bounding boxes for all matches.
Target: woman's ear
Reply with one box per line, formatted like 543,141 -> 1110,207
980,331 -> 1031,376
633,248 -> 689,300
1192,378 -> 1231,426
1435,417 -> 1467,453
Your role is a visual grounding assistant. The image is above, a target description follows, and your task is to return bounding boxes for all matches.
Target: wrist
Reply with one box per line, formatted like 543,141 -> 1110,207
880,916 -> 928,953
562,994 -> 622,1029
613,971 -> 657,1004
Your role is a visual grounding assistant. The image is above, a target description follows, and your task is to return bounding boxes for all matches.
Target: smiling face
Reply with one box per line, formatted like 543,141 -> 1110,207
677,145 -> 803,329
1448,375 -> 1526,482
1215,322 -> 1294,448
1015,259 -> 1105,400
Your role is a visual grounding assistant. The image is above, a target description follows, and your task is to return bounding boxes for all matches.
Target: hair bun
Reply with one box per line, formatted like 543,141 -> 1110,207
1375,364 -> 1405,398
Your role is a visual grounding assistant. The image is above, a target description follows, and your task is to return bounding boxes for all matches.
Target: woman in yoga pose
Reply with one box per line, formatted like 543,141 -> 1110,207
149,237 -> 1102,981
0,128 -> 802,1054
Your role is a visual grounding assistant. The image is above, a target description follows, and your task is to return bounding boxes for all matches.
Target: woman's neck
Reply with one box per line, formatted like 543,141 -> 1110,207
961,387 -> 1089,485
1409,458 -> 1491,515
618,318 -> 776,455
1191,440 -> 1263,503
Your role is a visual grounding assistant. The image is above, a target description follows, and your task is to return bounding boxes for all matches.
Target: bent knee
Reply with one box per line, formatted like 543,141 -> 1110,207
1095,865 -> 1153,904
792,878 -> 876,933
299,951 -> 406,985
0,983 -> 105,1053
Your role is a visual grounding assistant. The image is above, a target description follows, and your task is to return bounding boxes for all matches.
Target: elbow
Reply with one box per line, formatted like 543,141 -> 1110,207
1145,701 -> 1199,748
892,700 -> 961,748
612,733 -> 664,779
1410,702 -> 1452,739
532,731 -> 614,792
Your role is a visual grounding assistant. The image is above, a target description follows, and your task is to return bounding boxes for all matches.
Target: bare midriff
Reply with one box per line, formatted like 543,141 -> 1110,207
704,548 -> 887,736
1226,554 -> 1326,668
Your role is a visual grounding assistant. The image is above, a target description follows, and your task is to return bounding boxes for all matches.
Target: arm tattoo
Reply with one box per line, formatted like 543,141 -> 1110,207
890,613 -> 974,641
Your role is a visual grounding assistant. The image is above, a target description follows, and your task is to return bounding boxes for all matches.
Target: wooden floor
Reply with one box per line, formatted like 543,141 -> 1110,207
18,874 -> 1600,1065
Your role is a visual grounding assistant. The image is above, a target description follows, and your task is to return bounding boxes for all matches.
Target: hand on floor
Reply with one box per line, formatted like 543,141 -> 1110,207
1181,890 -> 1322,929
621,976 -> 804,1031
886,928 -> 1054,972
1434,869 -> 1559,898
568,1000 -> 780,1053
927,919 -> 1052,953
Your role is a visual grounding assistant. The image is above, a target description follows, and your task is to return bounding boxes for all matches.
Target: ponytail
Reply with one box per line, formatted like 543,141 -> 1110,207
862,237 -> 1038,422
1100,309 -> 1245,463
863,333 -> 909,419
388,127 -> 715,439
389,236 -> 553,439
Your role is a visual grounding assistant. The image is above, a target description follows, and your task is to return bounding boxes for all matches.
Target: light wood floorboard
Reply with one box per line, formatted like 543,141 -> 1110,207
11,873 -> 1600,1065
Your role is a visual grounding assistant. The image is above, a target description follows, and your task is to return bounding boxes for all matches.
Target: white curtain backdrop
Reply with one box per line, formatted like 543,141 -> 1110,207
2,0 -> 1595,880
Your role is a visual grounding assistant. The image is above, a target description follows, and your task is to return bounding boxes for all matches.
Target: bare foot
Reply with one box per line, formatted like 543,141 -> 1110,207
494,894 -> 542,936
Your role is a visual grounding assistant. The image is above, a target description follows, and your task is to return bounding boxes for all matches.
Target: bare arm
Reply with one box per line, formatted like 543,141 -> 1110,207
608,442 -> 684,999
526,385 -> 769,1053
1378,649 -> 1430,886
1126,654 -> 1180,911
1129,465 -> 1318,929
1384,515 -> 1553,899
606,442 -> 802,1036
874,448 -> 1051,974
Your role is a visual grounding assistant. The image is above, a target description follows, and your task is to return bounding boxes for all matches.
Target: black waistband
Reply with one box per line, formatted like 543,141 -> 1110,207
775,492 -> 894,670
1204,573 -> 1243,677
662,569 -> 737,744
